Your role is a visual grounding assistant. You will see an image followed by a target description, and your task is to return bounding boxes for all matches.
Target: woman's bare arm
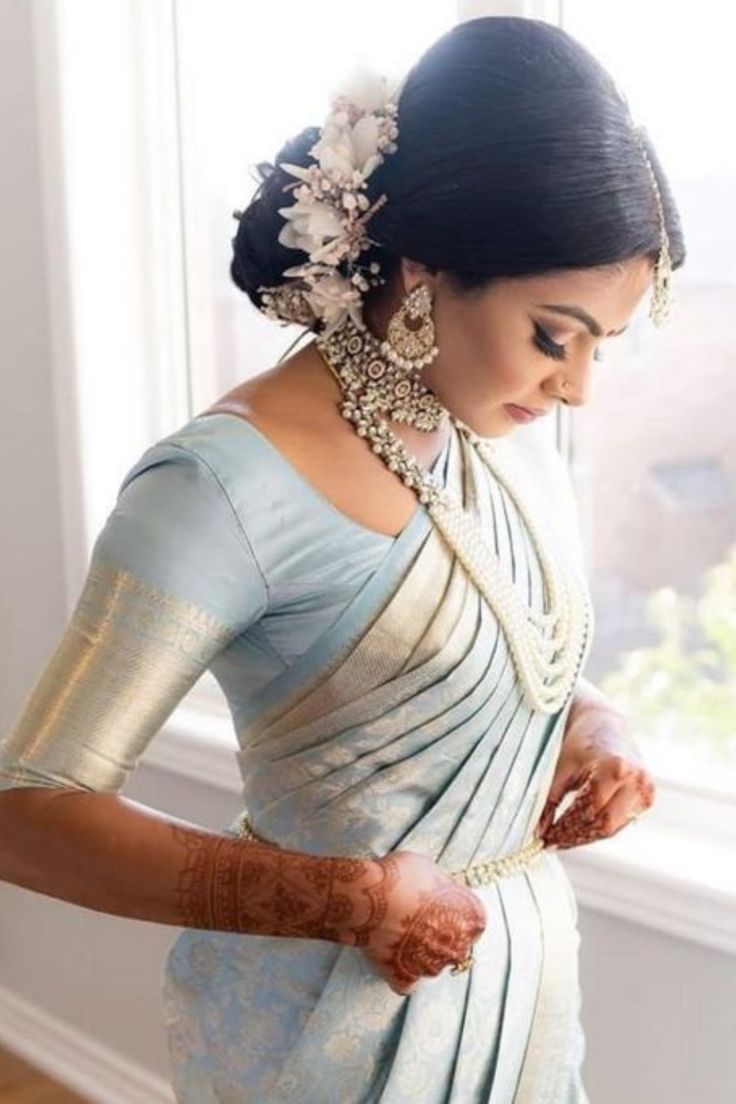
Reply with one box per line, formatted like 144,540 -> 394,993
0,788 -> 385,945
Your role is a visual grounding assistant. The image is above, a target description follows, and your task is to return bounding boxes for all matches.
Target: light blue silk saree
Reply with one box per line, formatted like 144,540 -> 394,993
0,411 -> 594,1103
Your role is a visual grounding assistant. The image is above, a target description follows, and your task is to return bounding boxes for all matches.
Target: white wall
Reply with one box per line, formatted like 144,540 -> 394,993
579,915 -> 733,1103
0,3 -> 732,1102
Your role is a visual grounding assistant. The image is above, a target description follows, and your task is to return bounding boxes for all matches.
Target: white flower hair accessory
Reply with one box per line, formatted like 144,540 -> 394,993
255,68 -> 403,339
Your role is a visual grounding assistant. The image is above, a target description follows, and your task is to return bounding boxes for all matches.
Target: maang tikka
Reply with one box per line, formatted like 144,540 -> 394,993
253,71 -> 674,336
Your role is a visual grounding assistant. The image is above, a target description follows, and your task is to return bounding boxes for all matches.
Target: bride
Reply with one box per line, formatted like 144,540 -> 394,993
0,14 -> 682,1102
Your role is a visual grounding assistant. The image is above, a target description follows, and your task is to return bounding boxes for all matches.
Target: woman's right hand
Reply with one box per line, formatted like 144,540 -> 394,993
345,849 -> 488,996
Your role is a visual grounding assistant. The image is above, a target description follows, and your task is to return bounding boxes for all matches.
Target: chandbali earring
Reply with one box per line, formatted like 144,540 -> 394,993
380,284 -> 439,372
314,281 -> 446,432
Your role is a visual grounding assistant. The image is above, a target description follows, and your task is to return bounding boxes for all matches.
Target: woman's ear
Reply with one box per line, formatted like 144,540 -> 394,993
400,256 -> 438,297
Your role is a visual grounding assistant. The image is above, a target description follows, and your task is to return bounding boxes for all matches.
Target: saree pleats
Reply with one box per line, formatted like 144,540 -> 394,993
163,422 -> 594,1102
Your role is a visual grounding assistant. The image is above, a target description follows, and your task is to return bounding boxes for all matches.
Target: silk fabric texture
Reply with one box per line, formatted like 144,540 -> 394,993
0,411 -> 594,1103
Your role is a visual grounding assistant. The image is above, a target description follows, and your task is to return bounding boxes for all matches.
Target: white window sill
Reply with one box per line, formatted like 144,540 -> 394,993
146,702 -> 736,957
559,821 -> 736,956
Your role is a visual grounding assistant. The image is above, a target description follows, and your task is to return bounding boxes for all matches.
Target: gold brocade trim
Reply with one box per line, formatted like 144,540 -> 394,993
0,558 -> 235,793
81,558 -> 235,662
233,812 -> 547,889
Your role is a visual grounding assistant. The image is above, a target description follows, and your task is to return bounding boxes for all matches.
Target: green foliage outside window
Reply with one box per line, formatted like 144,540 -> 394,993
599,544 -> 736,778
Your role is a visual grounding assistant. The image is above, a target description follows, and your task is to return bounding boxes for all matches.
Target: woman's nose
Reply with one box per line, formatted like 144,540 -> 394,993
548,355 -> 595,407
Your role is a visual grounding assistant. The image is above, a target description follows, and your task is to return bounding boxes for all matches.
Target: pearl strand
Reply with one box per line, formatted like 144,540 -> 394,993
315,320 -> 592,714
234,811 -> 546,886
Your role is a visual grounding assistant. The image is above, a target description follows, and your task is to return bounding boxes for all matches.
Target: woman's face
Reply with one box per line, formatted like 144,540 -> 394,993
366,255 -> 655,437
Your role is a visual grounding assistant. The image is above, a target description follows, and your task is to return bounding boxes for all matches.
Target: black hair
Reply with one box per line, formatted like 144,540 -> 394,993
230,16 -> 686,330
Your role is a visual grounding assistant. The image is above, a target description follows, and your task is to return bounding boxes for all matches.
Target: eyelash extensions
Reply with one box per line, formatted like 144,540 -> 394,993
532,321 -> 605,363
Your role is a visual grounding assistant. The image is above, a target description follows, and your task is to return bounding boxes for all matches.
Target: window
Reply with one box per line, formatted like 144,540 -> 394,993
174,0 -> 736,795
174,0 -> 458,413
561,0 -> 736,794
41,0 -> 731,953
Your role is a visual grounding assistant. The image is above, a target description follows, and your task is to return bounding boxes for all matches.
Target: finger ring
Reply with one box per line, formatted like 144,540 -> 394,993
450,953 -> 474,975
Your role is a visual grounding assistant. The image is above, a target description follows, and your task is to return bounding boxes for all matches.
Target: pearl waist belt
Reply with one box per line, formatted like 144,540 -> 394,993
233,811 -> 547,889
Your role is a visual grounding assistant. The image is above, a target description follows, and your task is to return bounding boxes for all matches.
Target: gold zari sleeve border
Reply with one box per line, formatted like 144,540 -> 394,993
0,559 -> 234,794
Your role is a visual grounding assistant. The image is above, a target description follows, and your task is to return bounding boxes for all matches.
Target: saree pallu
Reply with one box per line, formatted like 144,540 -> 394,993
163,422 -> 595,1104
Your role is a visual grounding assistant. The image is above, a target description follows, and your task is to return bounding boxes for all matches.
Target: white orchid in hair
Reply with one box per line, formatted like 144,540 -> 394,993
257,64 -> 402,336
304,270 -> 366,339
276,197 -> 347,260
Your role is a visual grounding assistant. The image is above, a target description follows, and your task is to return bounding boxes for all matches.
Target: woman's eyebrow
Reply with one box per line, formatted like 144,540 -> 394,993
534,303 -> 629,338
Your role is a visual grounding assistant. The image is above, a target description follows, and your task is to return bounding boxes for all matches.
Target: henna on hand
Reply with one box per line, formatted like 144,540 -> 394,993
170,827 -> 486,995
356,851 -> 488,995
537,682 -> 658,851
171,824 -> 386,943
540,759 -> 656,850
390,880 -> 486,987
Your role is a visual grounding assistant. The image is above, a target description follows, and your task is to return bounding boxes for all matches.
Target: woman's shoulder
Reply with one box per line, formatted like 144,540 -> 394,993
119,374 -> 354,574
120,368 -> 296,494
148,406 -> 279,488
144,359 -> 327,492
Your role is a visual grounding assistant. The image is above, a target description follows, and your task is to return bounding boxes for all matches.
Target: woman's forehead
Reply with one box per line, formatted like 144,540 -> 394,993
515,259 -> 653,326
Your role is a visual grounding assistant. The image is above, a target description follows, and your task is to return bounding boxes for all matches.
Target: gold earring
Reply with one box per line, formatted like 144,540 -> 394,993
380,284 -> 439,373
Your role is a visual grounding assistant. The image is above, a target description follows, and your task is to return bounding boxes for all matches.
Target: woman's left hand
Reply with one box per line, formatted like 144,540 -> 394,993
537,686 -> 657,851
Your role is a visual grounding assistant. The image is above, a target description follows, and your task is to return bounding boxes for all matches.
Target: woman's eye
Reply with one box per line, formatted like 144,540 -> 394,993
533,322 -> 606,363
532,322 -> 567,361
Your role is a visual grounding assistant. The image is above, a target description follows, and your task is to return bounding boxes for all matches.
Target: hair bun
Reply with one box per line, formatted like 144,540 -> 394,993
230,125 -> 321,324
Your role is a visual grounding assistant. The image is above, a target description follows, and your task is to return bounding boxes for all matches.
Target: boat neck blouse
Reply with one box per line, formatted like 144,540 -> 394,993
114,410 -> 453,722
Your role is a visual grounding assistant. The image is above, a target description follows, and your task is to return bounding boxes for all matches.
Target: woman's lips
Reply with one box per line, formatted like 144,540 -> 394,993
504,404 -> 540,423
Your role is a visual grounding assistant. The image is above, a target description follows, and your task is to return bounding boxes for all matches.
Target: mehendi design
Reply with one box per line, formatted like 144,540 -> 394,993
536,680 -> 660,851
171,823 -> 484,993
345,854 -> 401,947
167,813 -> 495,1008
390,884 -> 484,984
171,824 -> 382,942
540,760 -> 657,850
541,776 -> 602,849
350,854 -> 488,993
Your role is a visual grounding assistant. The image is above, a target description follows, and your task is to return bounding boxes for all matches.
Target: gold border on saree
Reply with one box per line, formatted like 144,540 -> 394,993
233,812 -> 547,889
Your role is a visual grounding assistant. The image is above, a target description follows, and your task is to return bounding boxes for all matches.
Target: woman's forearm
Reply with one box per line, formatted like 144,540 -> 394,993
0,788 -> 384,944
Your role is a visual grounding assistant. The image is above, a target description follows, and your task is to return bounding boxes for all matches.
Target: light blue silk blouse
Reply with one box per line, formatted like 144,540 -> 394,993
120,411 -> 452,726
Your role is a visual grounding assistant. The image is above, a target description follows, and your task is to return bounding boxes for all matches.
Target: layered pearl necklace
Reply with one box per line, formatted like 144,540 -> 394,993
314,317 -> 593,715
